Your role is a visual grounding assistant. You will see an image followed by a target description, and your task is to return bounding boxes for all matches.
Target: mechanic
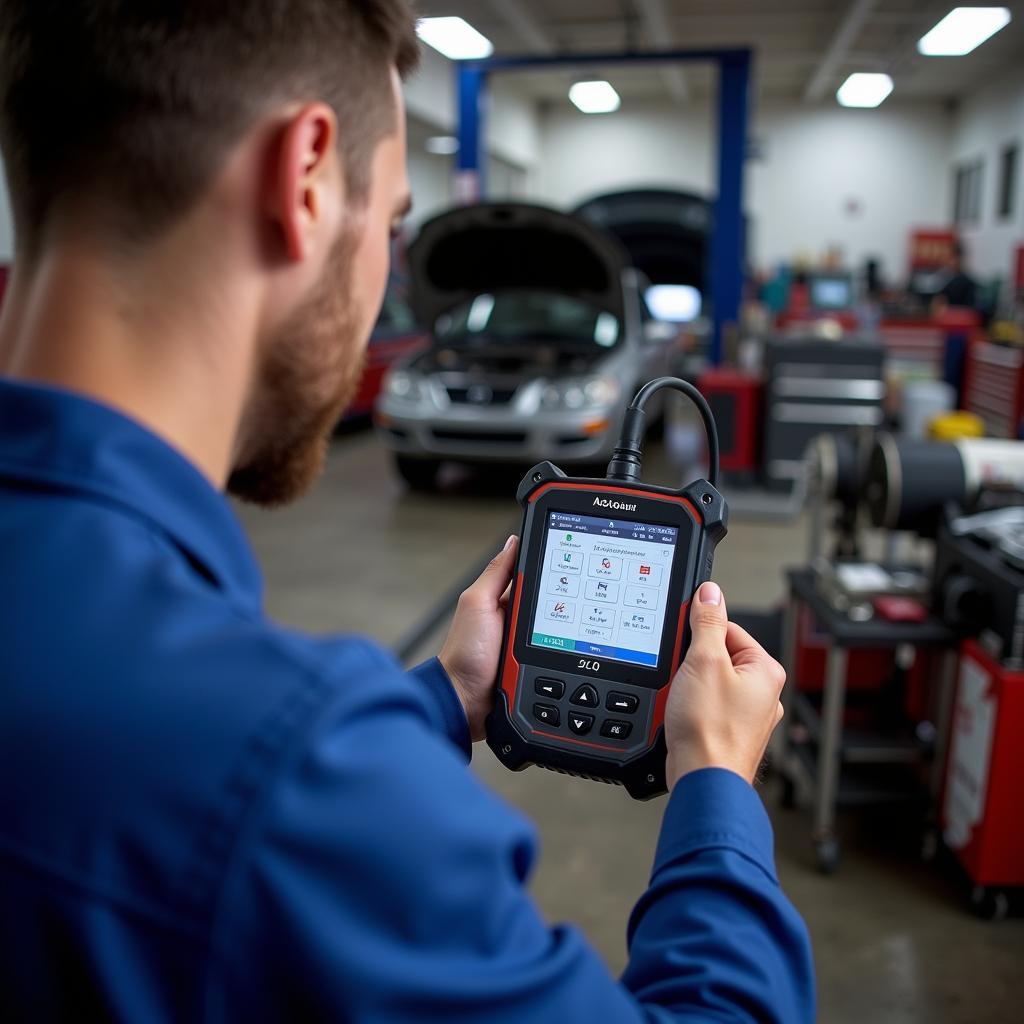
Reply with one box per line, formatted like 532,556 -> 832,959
932,241 -> 981,313
0,3 -> 814,1021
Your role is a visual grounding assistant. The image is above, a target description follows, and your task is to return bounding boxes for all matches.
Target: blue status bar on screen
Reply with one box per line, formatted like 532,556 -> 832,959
531,632 -> 659,667
548,511 -> 678,544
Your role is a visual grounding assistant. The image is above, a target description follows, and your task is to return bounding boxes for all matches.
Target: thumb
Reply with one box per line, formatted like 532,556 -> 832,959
688,581 -> 729,650
469,534 -> 518,604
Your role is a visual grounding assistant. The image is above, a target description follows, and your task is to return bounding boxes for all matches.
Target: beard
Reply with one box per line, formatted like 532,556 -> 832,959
228,230 -> 368,508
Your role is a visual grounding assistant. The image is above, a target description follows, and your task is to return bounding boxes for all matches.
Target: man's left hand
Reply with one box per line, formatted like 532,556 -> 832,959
439,535 -> 518,741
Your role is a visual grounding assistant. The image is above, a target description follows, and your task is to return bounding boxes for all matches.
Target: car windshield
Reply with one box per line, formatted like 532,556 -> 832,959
436,292 -> 621,349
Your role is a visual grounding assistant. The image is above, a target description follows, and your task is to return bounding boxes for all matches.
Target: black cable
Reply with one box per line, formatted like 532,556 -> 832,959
606,377 -> 720,487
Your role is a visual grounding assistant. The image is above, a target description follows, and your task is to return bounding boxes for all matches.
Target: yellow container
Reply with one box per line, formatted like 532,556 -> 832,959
929,411 -> 985,441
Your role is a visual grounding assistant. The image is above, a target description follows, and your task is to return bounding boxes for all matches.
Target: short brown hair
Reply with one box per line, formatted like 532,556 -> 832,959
0,1 -> 419,256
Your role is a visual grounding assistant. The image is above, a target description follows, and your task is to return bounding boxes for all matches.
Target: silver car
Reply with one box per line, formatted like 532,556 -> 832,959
375,203 -> 681,489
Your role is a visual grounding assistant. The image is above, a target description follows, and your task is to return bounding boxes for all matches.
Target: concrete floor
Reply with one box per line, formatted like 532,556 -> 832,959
237,428 -> 1024,1024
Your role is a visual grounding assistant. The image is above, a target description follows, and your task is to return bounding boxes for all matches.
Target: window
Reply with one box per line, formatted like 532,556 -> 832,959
953,159 -> 984,225
998,143 -> 1018,220
436,291 -> 622,349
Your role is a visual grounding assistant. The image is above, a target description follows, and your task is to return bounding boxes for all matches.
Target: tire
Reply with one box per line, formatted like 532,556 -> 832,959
395,455 -> 441,492
779,775 -> 797,810
920,827 -> 939,863
970,885 -> 1010,922
815,835 -> 841,875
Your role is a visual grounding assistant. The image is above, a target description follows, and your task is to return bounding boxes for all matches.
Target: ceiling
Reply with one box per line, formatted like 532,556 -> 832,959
415,1 -> 1024,105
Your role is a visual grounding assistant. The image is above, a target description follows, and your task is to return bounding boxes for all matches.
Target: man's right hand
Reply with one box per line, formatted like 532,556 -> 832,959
665,581 -> 786,789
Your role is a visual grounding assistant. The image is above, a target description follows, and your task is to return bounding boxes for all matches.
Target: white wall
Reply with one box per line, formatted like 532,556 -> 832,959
948,64 -> 1024,282
750,102 -> 952,279
401,45 -> 540,172
535,102 -> 715,206
401,47 -> 541,229
532,98 -> 953,281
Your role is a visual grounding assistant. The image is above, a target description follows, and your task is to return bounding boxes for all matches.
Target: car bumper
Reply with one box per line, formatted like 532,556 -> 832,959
375,398 -> 621,465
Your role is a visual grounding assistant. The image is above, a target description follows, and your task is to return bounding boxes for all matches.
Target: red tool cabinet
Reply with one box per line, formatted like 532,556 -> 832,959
942,640 -> 1024,914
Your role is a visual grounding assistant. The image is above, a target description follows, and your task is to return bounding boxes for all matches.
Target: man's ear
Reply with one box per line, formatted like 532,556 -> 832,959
267,103 -> 340,263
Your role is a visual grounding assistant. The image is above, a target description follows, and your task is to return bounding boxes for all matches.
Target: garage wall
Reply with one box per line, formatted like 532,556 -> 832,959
402,45 -> 541,175
535,101 -> 716,206
947,63 -> 1024,283
749,102 -> 951,281
531,98 -> 952,282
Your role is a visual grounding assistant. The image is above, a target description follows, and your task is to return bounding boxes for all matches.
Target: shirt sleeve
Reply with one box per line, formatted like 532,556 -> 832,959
209,652 -> 814,1024
623,768 -> 816,1023
408,656 -> 472,760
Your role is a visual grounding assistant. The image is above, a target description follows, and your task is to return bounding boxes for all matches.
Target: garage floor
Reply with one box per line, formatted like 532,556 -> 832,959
237,429 -> 1024,1024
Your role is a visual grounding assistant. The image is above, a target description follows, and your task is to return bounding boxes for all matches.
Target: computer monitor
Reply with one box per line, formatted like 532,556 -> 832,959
809,273 -> 853,310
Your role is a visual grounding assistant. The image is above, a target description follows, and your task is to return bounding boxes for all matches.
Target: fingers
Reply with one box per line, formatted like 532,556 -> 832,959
726,621 -> 787,692
463,535 -> 518,609
724,620 -> 761,658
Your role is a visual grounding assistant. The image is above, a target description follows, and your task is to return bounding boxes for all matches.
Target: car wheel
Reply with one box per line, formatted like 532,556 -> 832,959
395,456 -> 441,492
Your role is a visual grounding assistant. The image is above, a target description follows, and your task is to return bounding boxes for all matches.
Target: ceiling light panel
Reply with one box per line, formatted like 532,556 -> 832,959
918,7 -> 1011,56
836,73 -> 894,108
569,80 -> 621,114
416,17 -> 494,60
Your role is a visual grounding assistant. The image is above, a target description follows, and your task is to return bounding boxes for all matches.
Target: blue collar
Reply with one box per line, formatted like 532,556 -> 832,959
0,377 -> 263,614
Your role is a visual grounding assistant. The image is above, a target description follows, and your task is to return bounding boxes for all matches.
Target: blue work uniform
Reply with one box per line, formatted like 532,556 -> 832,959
0,377 -> 815,1022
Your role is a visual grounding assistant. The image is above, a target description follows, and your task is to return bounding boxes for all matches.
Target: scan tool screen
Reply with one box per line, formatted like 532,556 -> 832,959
530,510 -> 678,668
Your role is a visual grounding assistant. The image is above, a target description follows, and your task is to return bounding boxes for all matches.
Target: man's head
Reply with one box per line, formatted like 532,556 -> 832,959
0,1 -> 418,505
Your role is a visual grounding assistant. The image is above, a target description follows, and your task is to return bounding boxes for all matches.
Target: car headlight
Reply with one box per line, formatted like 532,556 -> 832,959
383,369 -> 427,403
541,376 -> 620,411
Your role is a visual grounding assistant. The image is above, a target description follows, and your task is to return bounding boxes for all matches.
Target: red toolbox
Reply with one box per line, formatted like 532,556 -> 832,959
963,339 -> 1024,439
942,639 -> 1024,914
696,369 -> 762,475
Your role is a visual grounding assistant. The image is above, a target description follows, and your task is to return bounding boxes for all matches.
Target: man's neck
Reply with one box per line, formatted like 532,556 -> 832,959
0,242 -> 257,489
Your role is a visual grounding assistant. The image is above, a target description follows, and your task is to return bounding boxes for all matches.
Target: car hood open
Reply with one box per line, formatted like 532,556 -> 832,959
572,189 -> 712,291
406,202 -> 628,329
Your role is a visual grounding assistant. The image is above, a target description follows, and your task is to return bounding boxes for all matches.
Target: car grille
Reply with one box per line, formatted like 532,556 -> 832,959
431,428 -> 527,446
445,385 -> 518,405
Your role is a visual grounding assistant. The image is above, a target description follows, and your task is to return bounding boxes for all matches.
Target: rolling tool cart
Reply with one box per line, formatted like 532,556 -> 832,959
942,640 -> 1024,920
932,504 -> 1024,918
777,568 -> 958,873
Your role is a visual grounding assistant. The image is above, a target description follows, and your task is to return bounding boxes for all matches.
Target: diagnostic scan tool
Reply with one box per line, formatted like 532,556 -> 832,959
487,378 -> 727,799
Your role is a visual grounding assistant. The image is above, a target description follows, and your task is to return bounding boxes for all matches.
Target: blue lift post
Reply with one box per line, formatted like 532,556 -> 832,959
456,64 -> 487,202
454,49 -> 752,366
711,50 -> 752,366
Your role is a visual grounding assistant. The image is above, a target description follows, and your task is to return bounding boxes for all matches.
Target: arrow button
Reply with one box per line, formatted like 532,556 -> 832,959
534,677 -> 565,699
568,713 -> 594,736
605,691 -> 639,714
570,684 -> 599,707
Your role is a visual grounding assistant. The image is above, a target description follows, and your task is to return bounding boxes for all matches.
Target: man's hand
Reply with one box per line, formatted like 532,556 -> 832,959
439,535 -> 518,741
665,581 -> 786,789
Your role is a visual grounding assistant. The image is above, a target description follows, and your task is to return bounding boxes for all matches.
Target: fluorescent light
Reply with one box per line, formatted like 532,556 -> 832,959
836,72 -> 894,108
918,7 -> 1011,56
569,80 -> 621,114
425,135 -> 459,156
416,17 -> 493,60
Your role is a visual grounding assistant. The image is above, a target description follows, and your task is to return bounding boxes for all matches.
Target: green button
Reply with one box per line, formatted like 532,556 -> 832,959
532,632 -> 575,652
